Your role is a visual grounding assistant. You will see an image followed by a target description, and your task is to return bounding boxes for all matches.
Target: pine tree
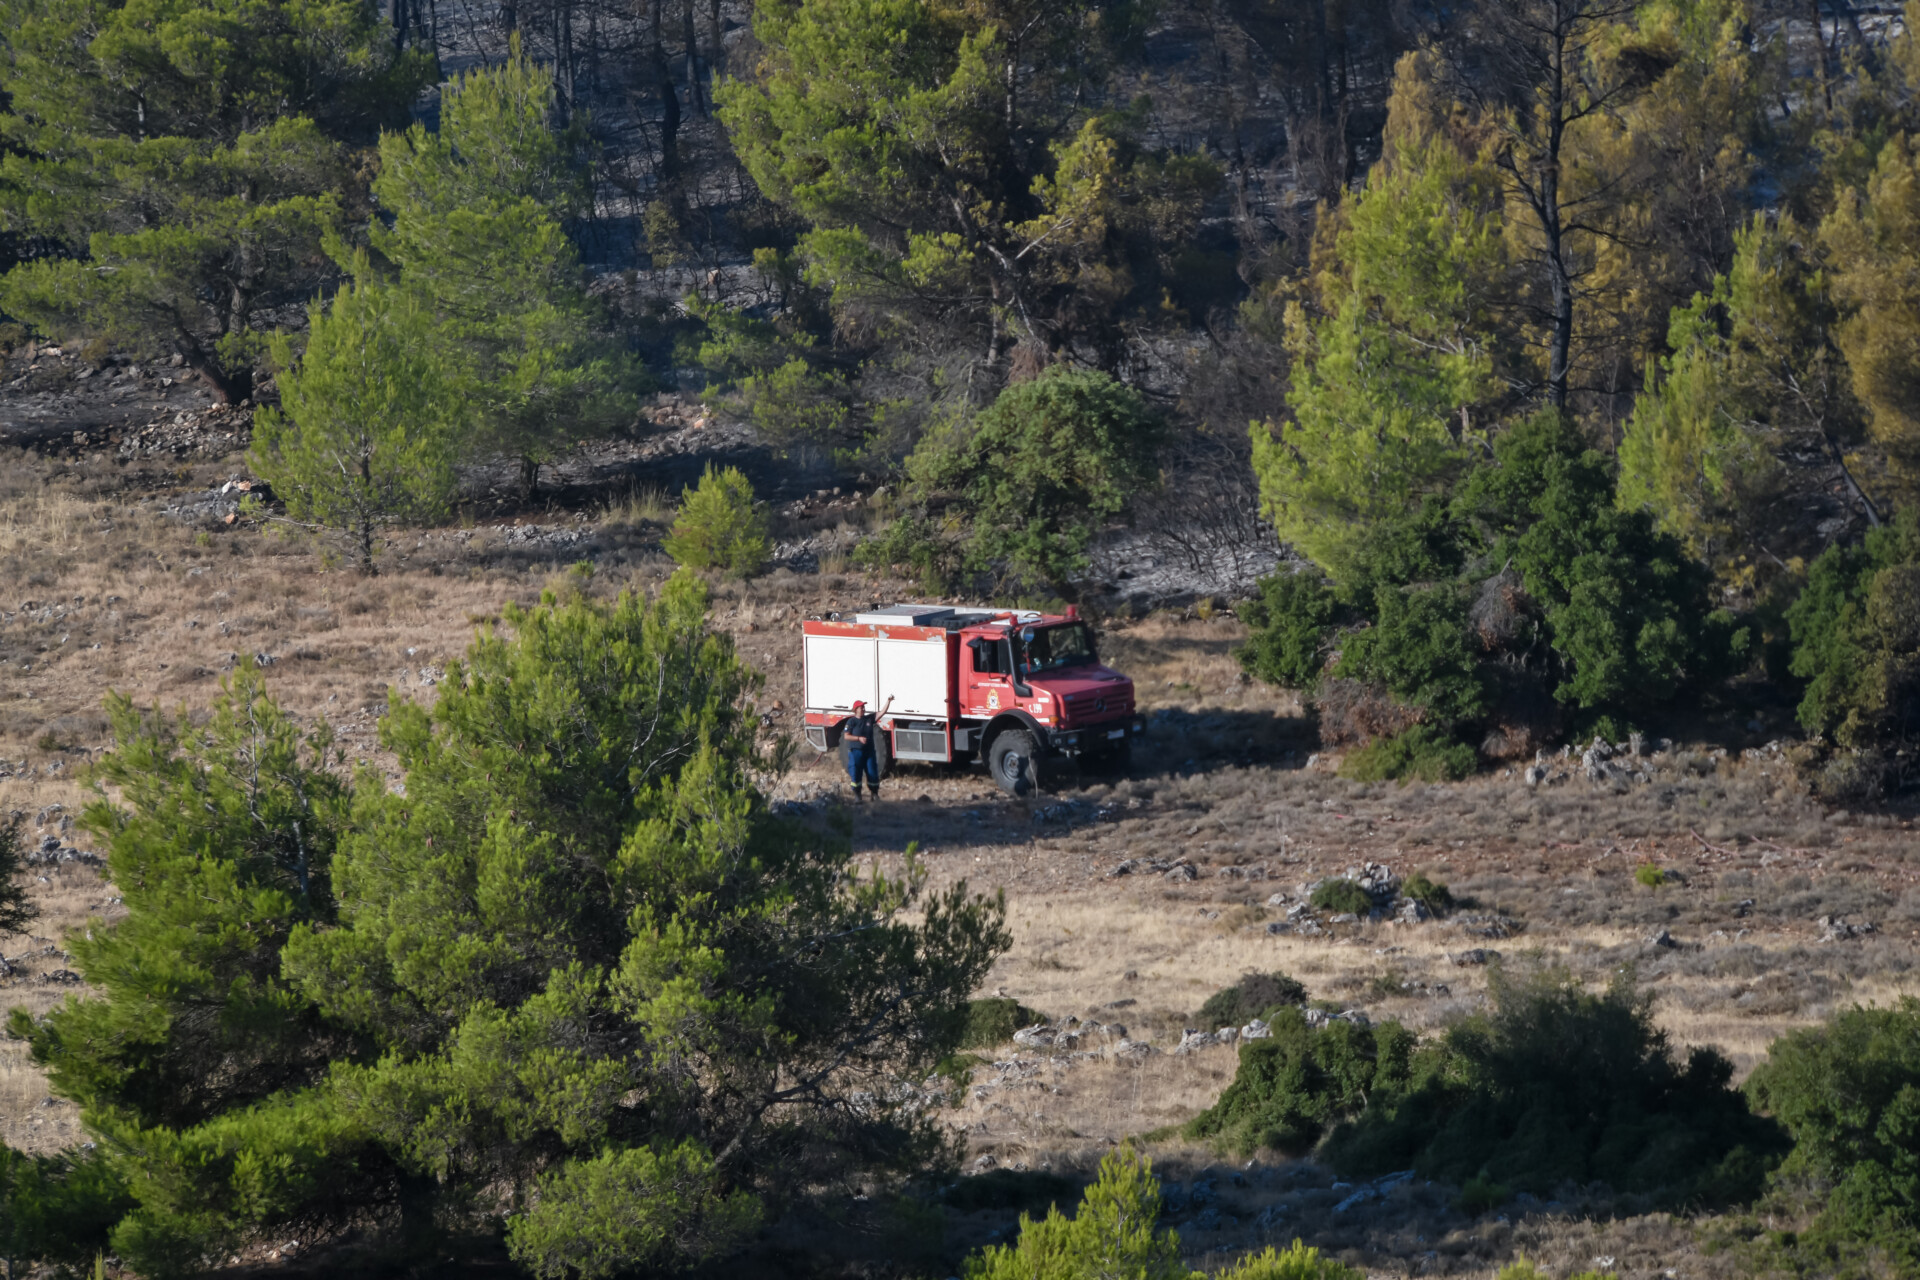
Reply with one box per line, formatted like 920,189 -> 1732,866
1620,212 -> 1878,572
718,0 -> 1216,371
275,576 -> 1009,1273
368,48 -> 642,497
964,1146 -> 1188,1280
1822,132 -> 1920,504
0,0 -> 430,399
5,664 -> 371,1275
0,814 -> 37,940
250,273 -> 459,573
1250,62 -> 1506,582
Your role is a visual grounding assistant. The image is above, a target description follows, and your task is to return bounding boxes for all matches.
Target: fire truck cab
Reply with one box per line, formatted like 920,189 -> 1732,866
801,604 -> 1143,794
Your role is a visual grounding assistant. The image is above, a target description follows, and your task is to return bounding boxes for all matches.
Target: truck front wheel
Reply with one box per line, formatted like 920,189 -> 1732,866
988,730 -> 1039,796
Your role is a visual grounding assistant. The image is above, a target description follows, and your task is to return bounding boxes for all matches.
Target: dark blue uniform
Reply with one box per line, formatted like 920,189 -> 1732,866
844,709 -> 880,794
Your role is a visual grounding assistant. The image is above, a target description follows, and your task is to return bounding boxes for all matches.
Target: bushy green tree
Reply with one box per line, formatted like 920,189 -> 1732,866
250,274 -> 458,572
1620,213 -> 1878,569
1459,412 -> 1742,718
1185,1008 -> 1419,1155
873,367 -> 1161,593
0,0 -> 430,399
366,49 -> 642,497
1824,133 -> 1920,503
663,464 -> 772,577
1191,965 -> 1782,1208
1786,510 -> 1920,749
1746,999 -> 1920,1265
1217,1241 -> 1362,1280
5,664 -> 371,1275
1235,573 -> 1341,690
277,576 -> 1008,1273
682,287 -> 851,452
1250,76 -> 1505,583
1333,584 -> 1486,726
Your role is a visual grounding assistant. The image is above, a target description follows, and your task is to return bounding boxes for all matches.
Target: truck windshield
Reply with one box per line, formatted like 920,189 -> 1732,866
1021,623 -> 1095,673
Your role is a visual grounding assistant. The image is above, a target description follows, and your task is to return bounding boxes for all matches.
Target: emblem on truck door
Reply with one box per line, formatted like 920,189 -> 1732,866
986,690 -> 1000,710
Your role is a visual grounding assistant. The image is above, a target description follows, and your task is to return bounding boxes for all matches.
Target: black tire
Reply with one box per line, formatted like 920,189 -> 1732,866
839,723 -> 892,781
988,730 -> 1038,796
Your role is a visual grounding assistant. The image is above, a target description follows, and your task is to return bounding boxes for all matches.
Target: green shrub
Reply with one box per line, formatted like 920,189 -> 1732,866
1400,872 -> 1454,915
1183,1007 -> 1421,1155
1339,724 -> 1477,782
1309,879 -> 1374,915
1237,572 -> 1340,689
1215,1240 -> 1363,1279
1324,964 -> 1785,1205
1461,411 -> 1743,717
961,997 -> 1049,1049
1634,863 -> 1670,889
1333,583 -> 1487,726
1456,1175 -> 1509,1216
1745,998 -> 1920,1264
1787,510 -> 1920,751
1197,972 -> 1308,1029
663,463 -> 771,577
881,367 -> 1163,595
1190,965 -> 1786,1208
962,1145 -> 1187,1280
1814,750 -> 1893,803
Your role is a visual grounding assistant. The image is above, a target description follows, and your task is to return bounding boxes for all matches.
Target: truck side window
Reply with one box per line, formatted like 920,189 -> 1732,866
969,637 -> 1003,675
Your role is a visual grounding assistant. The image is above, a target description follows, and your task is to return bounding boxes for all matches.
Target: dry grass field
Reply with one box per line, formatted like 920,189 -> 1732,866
3,441 -> 1918,1277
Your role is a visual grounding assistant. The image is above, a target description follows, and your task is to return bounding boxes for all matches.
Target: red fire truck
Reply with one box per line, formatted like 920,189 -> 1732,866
801,604 -> 1143,794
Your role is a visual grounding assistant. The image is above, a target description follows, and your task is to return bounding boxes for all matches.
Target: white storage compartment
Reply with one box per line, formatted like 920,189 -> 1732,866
805,634 -> 878,711
877,637 -> 949,718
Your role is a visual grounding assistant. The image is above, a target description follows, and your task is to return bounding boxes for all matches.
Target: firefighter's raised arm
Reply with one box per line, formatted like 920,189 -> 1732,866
880,695 -> 895,717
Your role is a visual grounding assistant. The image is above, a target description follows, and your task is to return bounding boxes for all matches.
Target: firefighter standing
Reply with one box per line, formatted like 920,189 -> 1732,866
843,696 -> 893,800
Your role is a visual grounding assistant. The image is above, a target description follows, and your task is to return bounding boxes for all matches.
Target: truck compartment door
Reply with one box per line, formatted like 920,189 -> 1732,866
804,634 -> 878,711
877,637 -> 950,718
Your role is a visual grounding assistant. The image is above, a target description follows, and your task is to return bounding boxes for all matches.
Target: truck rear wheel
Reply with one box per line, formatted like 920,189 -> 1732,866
989,730 -> 1038,796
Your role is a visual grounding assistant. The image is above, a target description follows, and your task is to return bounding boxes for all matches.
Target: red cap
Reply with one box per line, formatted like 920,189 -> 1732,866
851,700 -> 866,709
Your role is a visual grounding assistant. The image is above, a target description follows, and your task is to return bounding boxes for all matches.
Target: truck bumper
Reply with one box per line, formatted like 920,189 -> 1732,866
1045,716 -> 1146,757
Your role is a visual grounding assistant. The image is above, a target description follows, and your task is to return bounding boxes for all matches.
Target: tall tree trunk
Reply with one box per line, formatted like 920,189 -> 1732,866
655,44 -> 681,176
1808,0 -> 1833,110
682,0 -> 706,115
707,0 -> 724,79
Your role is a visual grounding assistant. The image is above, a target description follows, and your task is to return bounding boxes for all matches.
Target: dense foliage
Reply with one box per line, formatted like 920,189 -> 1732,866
663,463 -> 772,577
864,367 -> 1162,593
1189,965 -> 1785,1208
0,0 -> 431,399
1746,999 -> 1920,1267
1243,411 -> 1747,773
1195,972 -> 1308,1031
1786,512 -> 1920,767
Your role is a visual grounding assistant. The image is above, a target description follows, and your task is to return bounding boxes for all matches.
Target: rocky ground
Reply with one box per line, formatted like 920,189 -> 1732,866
1,394 -> 1916,1278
